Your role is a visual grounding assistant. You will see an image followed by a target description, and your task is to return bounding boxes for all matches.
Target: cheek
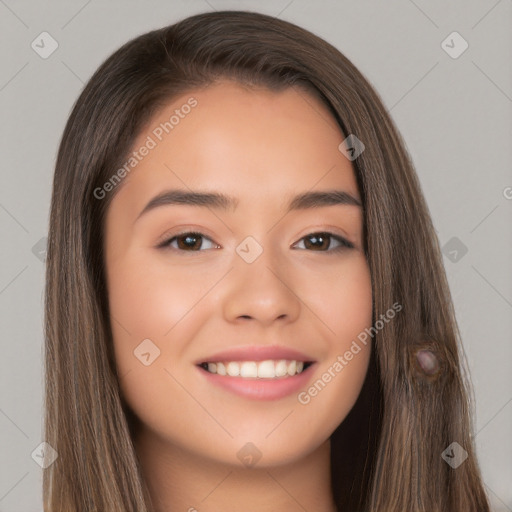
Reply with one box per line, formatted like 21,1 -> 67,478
296,255 -> 373,423
303,254 -> 373,343
105,250 -> 193,387
107,251 -> 210,343
106,248 -> 229,414
106,252 -> 208,434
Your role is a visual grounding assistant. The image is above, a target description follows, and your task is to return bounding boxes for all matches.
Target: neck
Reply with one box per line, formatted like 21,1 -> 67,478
134,427 -> 337,512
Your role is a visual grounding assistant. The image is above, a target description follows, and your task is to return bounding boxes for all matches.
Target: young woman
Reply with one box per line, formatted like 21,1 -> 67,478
43,10 -> 490,512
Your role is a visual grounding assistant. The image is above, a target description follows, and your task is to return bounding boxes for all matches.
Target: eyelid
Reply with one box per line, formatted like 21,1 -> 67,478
155,225 -> 218,247
292,232 -> 354,251
155,231 -> 218,252
291,225 -> 356,250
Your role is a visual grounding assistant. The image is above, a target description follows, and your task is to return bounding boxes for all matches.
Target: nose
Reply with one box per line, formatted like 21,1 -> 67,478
221,244 -> 301,327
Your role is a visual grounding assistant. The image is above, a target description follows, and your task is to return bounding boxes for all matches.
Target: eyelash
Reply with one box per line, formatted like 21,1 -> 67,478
157,230 -> 355,254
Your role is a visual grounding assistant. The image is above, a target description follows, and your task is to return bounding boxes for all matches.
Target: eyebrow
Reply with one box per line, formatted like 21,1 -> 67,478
135,188 -> 362,222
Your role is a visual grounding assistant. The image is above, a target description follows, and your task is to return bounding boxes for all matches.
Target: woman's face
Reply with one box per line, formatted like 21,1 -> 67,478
104,80 -> 373,467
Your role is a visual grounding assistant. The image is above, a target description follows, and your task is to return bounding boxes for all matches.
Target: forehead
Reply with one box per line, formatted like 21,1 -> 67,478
109,80 -> 359,217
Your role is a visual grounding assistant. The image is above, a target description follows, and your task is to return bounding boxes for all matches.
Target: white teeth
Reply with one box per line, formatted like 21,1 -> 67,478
275,360 -> 288,377
203,359 -> 308,378
240,361 -> 258,378
257,360 -> 275,378
226,361 -> 240,376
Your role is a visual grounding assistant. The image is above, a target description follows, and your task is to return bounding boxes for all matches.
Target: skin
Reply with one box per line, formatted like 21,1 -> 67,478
104,80 -> 373,512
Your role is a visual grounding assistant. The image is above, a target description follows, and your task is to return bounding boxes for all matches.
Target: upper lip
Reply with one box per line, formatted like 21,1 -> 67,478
195,345 -> 316,364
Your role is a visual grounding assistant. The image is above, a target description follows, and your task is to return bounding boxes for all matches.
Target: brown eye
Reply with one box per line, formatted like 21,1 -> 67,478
160,232 -> 218,251
294,232 -> 354,252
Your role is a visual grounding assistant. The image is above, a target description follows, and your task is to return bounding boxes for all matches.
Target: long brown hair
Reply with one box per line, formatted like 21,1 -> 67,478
44,10 -> 490,511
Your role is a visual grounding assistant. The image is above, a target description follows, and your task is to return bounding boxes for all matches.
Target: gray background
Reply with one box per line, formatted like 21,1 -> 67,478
0,1 -> 511,510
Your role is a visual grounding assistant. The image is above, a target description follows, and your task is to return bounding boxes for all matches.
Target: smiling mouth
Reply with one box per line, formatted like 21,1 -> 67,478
198,359 -> 314,379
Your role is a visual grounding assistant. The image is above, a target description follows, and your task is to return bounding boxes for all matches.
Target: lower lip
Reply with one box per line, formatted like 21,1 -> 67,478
196,364 -> 316,401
